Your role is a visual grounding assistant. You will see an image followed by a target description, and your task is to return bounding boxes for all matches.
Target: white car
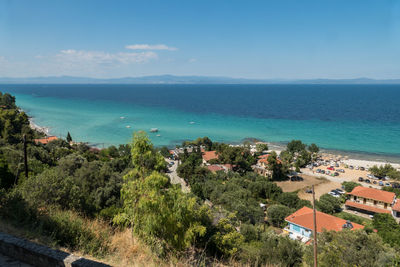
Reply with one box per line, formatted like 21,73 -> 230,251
328,192 -> 340,198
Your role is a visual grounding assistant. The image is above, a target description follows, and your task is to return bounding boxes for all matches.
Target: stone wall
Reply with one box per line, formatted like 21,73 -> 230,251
0,232 -> 111,267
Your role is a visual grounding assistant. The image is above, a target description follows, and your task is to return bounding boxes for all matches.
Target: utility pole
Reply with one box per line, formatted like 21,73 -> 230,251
312,185 -> 318,267
23,134 -> 28,179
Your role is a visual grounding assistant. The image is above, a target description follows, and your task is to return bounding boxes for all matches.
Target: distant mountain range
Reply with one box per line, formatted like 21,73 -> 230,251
0,75 -> 400,84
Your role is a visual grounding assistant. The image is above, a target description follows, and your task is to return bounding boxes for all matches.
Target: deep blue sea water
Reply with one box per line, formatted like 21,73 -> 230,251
1,84 -> 400,160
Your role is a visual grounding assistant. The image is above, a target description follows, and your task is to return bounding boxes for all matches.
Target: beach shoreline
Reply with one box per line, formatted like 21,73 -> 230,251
26,115 -> 400,168
29,117 -> 50,136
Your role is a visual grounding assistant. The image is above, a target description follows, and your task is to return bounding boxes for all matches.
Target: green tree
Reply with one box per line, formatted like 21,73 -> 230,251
0,152 -> 14,189
212,217 -> 245,257
66,132 -> 72,143
316,193 -> 342,214
267,151 -> 288,180
308,143 -> 319,154
256,143 -> 269,153
373,213 -> 400,248
287,140 -> 306,155
129,131 -> 166,176
277,192 -> 311,210
342,181 -> 360,192
370,164 -> 400,180
303,230 -> 399,267
159,146 -> 171,158
115,171 -> 208,256
267,204 -> 294,227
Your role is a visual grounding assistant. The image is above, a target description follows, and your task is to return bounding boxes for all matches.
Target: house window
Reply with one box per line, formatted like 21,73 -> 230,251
291,224 -> 301,233
384,203 -> 387,209
374,200 -> 377,205
363,198 -> 366,204
354,196 -> 357,201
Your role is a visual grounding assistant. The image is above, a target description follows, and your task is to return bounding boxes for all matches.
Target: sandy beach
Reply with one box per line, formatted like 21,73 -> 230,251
29,118 -> 50,136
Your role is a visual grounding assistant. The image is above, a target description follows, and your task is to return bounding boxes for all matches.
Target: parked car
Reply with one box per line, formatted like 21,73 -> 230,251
365,179 -> 371,183
335,188 -> 345,194
335,163 -> 339,167
349,165 -> 354,170
316,169 -> 321,173
327,167 -> 335,171
358,177 -> 364,182
385,183 -> 391,186
367,174 -> 374,179
360,167 -> 365,171
379,181 -> 384,186
326,170 -> 331,175
328,191 -> 340,198
373,181 -> 377,184
392,183 -> 400,189
334,172 -> 339,176
321,170 -> 325,174
355,166 -> 359,170
305,188 -> 313,194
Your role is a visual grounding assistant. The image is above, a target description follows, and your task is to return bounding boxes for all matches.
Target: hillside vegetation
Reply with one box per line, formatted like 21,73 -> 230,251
1,91 -> 400,266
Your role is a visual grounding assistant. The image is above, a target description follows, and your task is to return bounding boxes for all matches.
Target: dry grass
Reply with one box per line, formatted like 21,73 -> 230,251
276,173 -> 341,201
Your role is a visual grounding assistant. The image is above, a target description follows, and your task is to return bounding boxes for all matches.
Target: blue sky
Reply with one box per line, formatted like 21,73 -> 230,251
1,0 -> 400,79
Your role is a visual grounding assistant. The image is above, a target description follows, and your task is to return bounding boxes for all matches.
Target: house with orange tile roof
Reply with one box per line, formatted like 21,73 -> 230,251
202,151 -> 218,164
206,165 -> 225,172
206,164 -> 233,173
34,136 -> 58,145
284,206 -> 364,243
252,154 -> 281,177
345,186 -> 397,217
392,200 -> 400,220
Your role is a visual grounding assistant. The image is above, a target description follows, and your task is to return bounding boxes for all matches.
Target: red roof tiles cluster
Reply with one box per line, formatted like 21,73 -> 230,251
285,206 -> 364,233
345,200 -> 391,214
392,200 -> 400,212
347,186 -> 395,204
206,165 -> 225,172
34,136 -> 58,145
202,151 -> 218,162
257,154 -> 281,165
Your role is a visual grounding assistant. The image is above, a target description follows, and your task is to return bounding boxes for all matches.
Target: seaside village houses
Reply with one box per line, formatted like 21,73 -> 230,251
284,206 -> 364,243
201,150 -> 233,172
345,186 -> 400,221
252,154 -> 279,177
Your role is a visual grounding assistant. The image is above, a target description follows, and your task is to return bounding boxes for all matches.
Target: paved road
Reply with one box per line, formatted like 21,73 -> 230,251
0,253 -> 32,267
166,160 -> 190,193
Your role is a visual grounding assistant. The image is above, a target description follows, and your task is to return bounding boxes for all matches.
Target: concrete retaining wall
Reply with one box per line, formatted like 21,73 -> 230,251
0,232 -> 111,267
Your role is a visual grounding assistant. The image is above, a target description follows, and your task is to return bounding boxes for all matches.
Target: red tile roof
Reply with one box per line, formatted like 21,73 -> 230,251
223,164 -> 233,170
34,136 -> 58,145
285,206 -> 364,233
258,154 -> 281,165
393,200 -> 400,212
345,200 -> 391,214
202,151 -> 218,162
348,186 -> 395,204
206,165 -> 225,172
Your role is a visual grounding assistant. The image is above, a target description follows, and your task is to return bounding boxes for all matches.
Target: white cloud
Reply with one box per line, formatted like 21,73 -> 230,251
56,49 -> 158,65
125,44 -> 177,51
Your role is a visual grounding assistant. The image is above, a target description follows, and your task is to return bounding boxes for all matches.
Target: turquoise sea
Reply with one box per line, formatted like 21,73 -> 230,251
1,84 -> 400,161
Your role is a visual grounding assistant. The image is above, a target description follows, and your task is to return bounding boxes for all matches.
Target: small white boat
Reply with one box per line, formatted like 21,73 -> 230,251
150,128 -> 158,132
156,134 -> 161,137
189,121 -> 195,124
126,125 -> 131,128
120,116 -> 125,119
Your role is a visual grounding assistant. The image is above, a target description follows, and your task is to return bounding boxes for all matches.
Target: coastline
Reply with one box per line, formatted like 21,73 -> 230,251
29,117 -> 50,136
265,141 -> 400,166
26,113 -> 400,168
